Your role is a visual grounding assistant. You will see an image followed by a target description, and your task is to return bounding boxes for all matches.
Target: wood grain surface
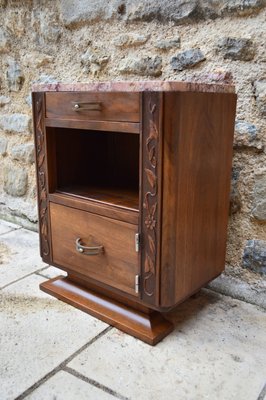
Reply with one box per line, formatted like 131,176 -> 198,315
160,91 -> 237,307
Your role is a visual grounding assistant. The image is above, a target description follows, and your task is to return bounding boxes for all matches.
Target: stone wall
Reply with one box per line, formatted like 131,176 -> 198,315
0,0 -> 265,278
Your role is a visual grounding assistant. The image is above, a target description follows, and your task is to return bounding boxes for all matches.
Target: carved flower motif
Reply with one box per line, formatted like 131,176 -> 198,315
145,214 -> 156,230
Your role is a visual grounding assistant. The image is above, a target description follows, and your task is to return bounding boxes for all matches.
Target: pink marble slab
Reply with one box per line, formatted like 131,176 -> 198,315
32,75 -> 235,94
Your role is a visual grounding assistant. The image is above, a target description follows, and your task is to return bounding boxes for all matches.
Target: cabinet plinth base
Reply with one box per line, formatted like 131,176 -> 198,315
40,276 -> 174,345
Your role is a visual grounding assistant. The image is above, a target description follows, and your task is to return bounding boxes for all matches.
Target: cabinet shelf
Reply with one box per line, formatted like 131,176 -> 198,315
55,185 -> 139,211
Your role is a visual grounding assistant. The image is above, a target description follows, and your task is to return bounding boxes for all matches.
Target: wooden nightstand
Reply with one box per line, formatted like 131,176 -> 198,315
32,81 -> 236,345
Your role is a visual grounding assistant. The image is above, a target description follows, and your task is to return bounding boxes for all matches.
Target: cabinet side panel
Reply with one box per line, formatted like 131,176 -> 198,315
160,91 -> 237,307
32,92 -> 52,263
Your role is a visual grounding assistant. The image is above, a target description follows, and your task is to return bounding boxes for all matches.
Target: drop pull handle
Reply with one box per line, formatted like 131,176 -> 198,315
72,101 -> 102,111
75,237 -> 104,255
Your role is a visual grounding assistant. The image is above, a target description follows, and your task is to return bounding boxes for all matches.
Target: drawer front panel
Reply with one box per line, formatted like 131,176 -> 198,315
50,203 -> 139,296
46,92 -> 140,122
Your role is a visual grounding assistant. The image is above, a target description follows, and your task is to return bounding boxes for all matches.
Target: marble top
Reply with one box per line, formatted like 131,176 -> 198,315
32,74 -> 235,94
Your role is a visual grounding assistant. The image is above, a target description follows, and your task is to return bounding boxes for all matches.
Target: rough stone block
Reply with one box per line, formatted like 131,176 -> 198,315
253,80 -> 266,116
11,143 -> 35,164
126,0 -> 266,21
4,165 -> 28,197
217,37 -> 255,61
125,0 -> 199,23
220,0 -> 266,16
234,120 -> 263,150
0,113 -> 31,133
0,27 -> 10,53
243,240 -> 266,274
252,172 -> 266,221
171,48 -> 205,71
6,60 -> 24,91
114,33 -> 150,47
0,136 -> 8,155
155,37 -> 181,50
81,50 -> 109,75
0,95 -> 10,106
60,0 -> 266,27
59,0 -> 117,26
208,271 -> 266,310
119,55 -> 162,76
0,198 -> 38,230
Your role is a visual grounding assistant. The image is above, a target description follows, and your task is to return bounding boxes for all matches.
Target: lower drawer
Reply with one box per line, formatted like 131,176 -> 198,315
50,203 -> 139,296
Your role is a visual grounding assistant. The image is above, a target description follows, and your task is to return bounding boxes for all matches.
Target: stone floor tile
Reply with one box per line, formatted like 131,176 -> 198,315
2,273 -> 55,299
38,266 -> 67,280
0,228 -> 47,288
0,219 -> 20,235
25,370 -> 117,400
68,289 -> 266,400
0,274 -> 108,400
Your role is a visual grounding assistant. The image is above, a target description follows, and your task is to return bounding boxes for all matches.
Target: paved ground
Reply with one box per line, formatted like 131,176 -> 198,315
0,219 -> 266,400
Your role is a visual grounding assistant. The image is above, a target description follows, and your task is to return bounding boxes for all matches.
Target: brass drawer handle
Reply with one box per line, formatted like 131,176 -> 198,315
72,101 -> 102,111
76,238 -> 104,255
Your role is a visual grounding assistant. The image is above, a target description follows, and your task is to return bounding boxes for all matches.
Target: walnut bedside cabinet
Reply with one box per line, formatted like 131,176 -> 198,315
32,81 -> 236,345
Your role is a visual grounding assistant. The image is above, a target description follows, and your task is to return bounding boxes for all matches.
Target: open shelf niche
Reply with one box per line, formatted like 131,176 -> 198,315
47,127 -> 140,211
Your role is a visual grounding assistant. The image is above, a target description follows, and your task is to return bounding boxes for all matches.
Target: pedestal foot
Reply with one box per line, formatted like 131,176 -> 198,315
40,276 -> 174,345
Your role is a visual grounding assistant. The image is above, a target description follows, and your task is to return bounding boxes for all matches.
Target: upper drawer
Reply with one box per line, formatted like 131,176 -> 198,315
45,92 -> 140,123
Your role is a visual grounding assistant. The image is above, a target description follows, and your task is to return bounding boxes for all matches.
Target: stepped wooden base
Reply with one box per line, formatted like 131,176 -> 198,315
40,276 -> 174,345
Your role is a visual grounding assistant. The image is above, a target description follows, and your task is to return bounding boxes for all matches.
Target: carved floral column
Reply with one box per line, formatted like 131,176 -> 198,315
141,92 -> 163,306
32,92 -> 51,263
